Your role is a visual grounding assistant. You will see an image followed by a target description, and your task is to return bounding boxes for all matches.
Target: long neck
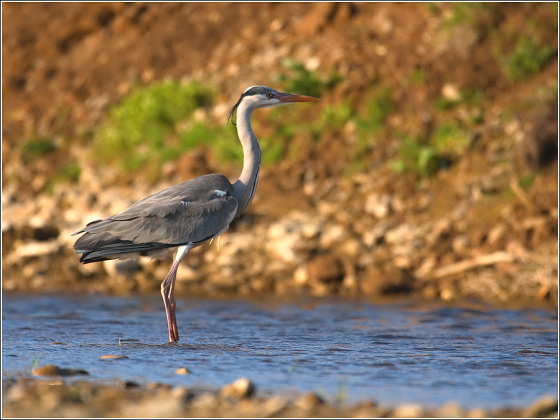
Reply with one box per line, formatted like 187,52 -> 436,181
232,101 -> 262,217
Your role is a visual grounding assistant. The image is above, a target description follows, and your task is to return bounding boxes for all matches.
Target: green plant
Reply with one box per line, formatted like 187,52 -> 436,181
393,135 -> 451,177
503,35 -> 556,80
444,2 -> 498,30
317,101 -> 355,132
21,137 -> 56,163
392,121 -> 473,178
59,162 -> 82,183
433,123 -> 472,158
518,174 -> 535,190
276,58 -> 342,97
95,79 -> 214,171
363,85 -> 394,133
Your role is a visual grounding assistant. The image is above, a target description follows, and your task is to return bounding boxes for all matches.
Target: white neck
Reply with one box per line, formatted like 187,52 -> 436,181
232,100 -> 262,217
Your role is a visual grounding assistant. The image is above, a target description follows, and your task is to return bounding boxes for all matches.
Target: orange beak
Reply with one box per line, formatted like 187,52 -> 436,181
277,93 -> 321,103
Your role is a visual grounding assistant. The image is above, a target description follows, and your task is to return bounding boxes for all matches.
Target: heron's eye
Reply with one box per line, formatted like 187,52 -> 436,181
266,92 -> 273,99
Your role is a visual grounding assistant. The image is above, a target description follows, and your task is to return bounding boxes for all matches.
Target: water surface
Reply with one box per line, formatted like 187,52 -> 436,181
2,293 -> 557,409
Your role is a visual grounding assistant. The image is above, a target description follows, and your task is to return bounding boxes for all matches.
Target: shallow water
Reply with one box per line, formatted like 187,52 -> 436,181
2,293 -> 558,409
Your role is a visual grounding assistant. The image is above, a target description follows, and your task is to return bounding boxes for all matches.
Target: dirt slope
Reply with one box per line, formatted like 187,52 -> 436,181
2,3 -> 558,306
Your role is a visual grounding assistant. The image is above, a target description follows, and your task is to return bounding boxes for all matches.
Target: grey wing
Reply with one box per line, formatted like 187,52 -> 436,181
74,174 -> 238,251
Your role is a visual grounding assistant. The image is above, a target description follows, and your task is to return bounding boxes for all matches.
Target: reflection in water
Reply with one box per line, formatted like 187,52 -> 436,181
2,293 -> 557,408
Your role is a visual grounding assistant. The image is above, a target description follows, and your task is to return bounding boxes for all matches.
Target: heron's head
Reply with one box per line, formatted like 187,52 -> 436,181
227,86 -> 320,124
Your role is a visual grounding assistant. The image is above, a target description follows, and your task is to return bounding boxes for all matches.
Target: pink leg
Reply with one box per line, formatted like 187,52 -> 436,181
160,245 -> 191,343
161,261 -> 180,342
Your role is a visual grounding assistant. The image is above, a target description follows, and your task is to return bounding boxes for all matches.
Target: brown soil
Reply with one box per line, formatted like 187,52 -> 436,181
2,3 -> 558,306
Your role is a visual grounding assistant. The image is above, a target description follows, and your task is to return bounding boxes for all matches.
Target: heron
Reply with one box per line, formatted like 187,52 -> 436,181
73,85 -> 320,343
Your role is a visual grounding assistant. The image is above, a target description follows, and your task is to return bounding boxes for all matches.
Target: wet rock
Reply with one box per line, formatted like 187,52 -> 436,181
100,354 -> 128,359
220,377 -> 256,400
175,367 -> 190,375
305,253 -> 344,284
361,265 -> 415,296
32,364 -> 89,377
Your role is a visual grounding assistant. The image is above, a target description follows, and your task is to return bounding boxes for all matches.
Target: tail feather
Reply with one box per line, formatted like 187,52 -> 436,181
74,232 -> 173,264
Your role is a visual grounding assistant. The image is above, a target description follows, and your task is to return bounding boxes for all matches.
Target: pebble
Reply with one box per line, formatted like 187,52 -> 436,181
220,377 -> 256,399
523,394 -> 558,417
295,392 -> 325,410
392,402 -> 424,418
364,193 -> 392,218
175,367 -> 190,375
32,364 -> 89,377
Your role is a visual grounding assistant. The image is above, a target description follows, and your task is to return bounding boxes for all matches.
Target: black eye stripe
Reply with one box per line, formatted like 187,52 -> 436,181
243,86 -> 276,97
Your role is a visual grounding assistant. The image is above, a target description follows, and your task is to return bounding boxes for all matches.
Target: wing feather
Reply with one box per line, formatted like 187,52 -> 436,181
74,174 -> 238,261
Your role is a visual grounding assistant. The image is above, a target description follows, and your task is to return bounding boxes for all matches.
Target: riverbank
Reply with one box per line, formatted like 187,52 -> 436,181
2,3 -> 557,308
2,377 -> 558,418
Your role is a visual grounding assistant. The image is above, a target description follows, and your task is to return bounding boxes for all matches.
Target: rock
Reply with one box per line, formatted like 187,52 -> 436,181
361,265 -> 415,296
32,364 -> 89,377
190,393 -> 220,410
295,392 -> 325,410
385,223 -> 415,245
175,367 -> 190,375
259,396 -> 289,417
435,401 -> 464,418
392,403 -> 424,418
452,235 -> 469,255
220,377 -> 256,399
441,83 -> 461,102
364,193 -> 392,219
523,395 -> 558,417
305,253 -> 344,284
319,224 -> 347,248
13,241 -> 60,259
102,259 -> 143,277
100,354 -> 128,359
266,214 -> 314,264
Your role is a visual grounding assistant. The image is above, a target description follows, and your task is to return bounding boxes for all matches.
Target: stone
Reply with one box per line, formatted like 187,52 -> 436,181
295,392 -> 325,410
220,377 -> 256,400
32,364 -> 89,377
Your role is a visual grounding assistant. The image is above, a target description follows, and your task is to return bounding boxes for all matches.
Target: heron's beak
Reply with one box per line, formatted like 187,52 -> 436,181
278,93 -> 321,103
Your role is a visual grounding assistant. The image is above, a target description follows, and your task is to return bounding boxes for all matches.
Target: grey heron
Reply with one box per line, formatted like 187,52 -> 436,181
73,85 -> 320,342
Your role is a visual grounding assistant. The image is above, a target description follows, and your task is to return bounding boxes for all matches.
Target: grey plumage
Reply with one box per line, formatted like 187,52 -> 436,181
72,85 -> 319,342
73,174 -> 237,263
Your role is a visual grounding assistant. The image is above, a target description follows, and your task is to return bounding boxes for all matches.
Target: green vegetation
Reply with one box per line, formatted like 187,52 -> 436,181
94,79 -> 215,171
392,136 -> 451,178
346,85 -> 395,173
21,137 -> 56,163
433,123 -> 472,158
275,58 -> 342,98
93,78 -> 315,173
502,35 -> 556,80
392,122 -> 473,178
444,2 -> 497,29
518,174 -> 535,190
359,85 -> 394,134
58,162 -> 82,183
